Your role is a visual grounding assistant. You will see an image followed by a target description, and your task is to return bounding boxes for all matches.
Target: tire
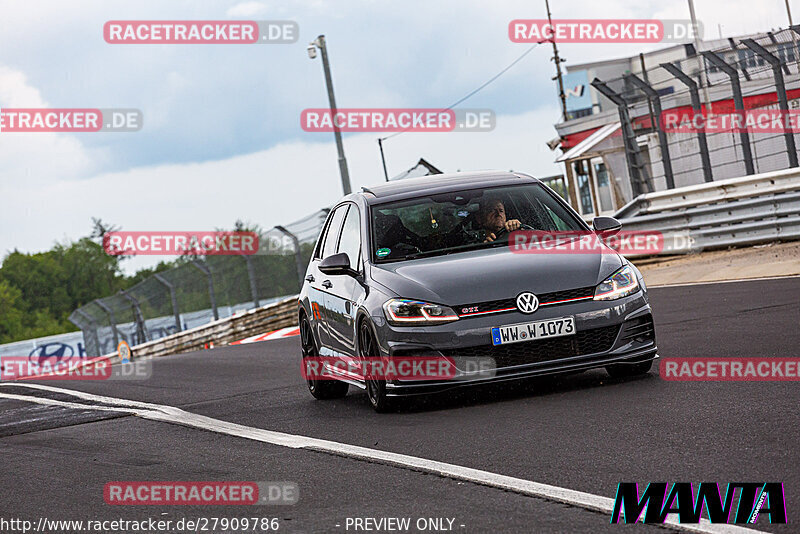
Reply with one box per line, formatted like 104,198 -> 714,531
606,359 -> 653,378
359,320 -> 396,413
300,315 -> 348,400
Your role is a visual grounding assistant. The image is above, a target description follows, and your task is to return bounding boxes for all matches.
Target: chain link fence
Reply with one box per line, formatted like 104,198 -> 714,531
68,209 -> 329,356
588,28 -> 800,202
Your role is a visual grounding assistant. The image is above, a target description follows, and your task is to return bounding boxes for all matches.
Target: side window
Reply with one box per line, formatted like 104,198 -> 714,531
313,220 -> 329,259
320,206 -> 347,259
337,205 -> 361,271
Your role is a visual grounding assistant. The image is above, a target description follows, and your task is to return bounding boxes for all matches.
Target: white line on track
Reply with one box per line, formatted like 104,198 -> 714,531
649,274 -> 800,288
0,382 -> 767,534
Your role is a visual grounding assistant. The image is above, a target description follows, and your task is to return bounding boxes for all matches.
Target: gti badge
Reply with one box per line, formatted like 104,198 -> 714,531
516,292 -> 539,314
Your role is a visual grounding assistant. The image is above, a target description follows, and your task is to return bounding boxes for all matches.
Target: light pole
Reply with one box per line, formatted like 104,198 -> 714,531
308,35 -> 352,195
544,0 -> 567,121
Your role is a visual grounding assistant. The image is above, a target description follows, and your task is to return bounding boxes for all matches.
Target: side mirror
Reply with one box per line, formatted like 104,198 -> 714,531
592,216 -> 622,236
319,252 -> 356,276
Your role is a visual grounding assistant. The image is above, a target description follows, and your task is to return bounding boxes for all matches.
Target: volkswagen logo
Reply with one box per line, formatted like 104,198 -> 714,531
516,292 -> 539,314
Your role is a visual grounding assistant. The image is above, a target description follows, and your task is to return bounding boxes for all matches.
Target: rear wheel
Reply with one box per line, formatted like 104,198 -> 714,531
300,315 -> 348,400
606,359 -> 653,378
359,320 -> 396,413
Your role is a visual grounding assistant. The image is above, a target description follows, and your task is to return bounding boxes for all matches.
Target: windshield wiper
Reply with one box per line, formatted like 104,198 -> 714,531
392,240 -> 508,261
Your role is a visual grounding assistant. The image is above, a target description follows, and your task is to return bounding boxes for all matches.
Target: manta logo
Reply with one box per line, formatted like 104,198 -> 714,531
516,292 -> 539,314
29,343 -> 75,365
611,482 -> 787,524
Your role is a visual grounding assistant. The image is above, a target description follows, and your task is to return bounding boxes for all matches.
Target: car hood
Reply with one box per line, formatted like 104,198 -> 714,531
369,245 -> 624,305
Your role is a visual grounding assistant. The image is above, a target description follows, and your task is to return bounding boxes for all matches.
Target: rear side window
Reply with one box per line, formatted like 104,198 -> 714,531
337,205 -> 361,271
319,205 -> 347,259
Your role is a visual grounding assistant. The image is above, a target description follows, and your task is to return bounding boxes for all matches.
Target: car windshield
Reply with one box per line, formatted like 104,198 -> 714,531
370,183 -> 586,262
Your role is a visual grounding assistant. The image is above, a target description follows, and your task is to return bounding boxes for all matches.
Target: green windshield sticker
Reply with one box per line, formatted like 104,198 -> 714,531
376,248 -> 391,257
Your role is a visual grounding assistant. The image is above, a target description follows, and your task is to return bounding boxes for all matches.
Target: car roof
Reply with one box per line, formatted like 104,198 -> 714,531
360,171 -> 539,203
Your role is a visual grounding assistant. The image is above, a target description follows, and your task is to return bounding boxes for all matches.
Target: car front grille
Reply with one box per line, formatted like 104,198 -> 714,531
456,286 -> 595,317
439,324 -> 620,368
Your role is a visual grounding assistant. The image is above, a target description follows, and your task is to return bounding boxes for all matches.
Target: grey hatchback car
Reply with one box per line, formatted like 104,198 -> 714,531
298,171 -> 658,411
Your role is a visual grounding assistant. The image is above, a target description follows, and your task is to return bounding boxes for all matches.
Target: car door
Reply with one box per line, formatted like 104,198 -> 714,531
308,204 -> 348,353
320,203 -> 364,358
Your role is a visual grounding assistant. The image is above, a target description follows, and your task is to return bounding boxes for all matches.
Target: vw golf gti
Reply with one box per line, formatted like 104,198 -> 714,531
298,171 -> 658,411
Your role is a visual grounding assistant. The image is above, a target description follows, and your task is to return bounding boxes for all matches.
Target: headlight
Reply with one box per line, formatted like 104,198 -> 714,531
383,298 -> 459,325
593,265 -> 640,301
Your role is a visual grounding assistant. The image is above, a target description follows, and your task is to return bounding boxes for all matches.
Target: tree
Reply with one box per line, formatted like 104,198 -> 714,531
0,216 -> 316,345
0,220 -> 130,344
0,279 -> 24,341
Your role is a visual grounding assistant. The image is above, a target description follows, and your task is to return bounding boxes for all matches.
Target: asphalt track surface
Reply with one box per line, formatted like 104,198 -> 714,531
1,277 -> 798,534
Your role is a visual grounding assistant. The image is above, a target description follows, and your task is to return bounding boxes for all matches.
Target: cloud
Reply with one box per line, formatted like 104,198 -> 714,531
0,65 -> 98,188
0,105 -> 563,273
226,1 -> 268,17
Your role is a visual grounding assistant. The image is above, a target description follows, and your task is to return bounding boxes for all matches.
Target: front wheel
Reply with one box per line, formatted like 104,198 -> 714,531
300,315 -> 348,400
605,359 -> 653,378
359,320 -> 396,413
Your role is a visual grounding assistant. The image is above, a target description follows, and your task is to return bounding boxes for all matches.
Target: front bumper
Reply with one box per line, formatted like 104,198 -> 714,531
370,290 -> 657,396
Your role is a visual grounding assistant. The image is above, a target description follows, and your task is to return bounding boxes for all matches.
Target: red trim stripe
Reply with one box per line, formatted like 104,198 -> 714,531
540,295 -> 594,306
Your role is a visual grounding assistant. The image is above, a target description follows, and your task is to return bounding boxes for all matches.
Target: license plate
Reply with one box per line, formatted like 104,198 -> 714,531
491,317 -> 575,346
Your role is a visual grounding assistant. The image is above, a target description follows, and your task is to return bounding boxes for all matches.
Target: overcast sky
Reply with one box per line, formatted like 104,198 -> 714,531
1,0 -> 796,273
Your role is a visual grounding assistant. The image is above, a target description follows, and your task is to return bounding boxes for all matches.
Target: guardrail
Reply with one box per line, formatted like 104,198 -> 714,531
123,296 -> 297,360
615,167 -> 800,254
